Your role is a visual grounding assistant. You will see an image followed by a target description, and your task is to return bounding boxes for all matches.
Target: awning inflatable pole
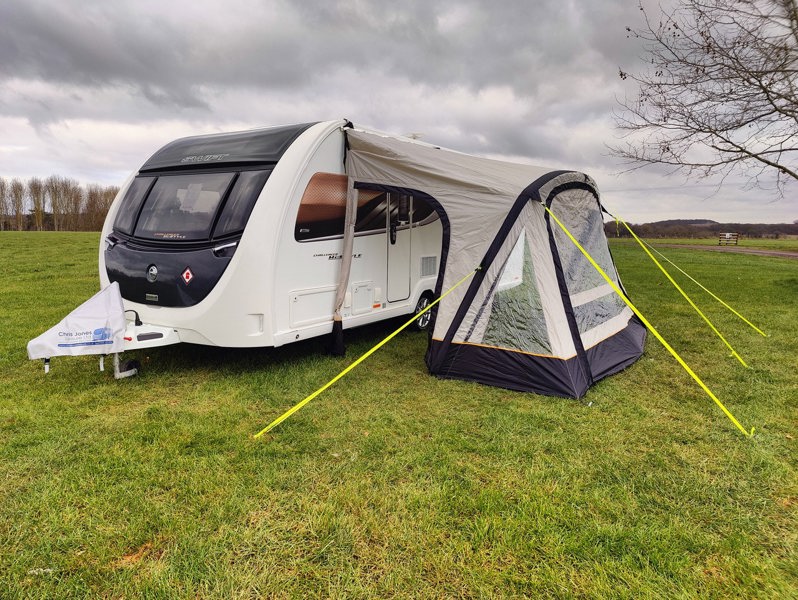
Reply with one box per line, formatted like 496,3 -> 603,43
253,267 -> 480,438
617,218 -> 750,368
544,205 -> 754,438
639,238 -> 767,337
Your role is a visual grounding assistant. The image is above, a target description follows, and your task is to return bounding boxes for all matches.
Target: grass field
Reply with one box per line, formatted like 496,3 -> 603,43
611,236 -> 798,253
1,231 -> 796,598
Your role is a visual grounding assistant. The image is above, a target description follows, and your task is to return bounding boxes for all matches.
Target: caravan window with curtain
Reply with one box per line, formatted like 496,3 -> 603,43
113,170 -> 270,242
134,173 -> 235,241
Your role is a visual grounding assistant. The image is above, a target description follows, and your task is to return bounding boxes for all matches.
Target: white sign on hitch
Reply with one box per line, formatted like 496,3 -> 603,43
27,282 -> 180,376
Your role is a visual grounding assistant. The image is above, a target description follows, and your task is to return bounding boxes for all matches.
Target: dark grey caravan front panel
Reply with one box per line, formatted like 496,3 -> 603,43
105,123 -> 317,307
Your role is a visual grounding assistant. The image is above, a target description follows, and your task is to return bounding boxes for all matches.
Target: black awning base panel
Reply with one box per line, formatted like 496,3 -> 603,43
427,341 -> 591,399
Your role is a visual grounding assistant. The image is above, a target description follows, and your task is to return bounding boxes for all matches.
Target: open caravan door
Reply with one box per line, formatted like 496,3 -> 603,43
27,282 -> 179,378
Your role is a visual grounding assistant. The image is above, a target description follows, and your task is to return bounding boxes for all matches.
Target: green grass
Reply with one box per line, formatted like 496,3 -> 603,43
610,236 -> 798,253
1,231 -> 796,598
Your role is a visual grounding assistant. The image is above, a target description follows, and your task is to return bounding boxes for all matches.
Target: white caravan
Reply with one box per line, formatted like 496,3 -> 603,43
100,120 -> 446,352
35,119 -> 642,399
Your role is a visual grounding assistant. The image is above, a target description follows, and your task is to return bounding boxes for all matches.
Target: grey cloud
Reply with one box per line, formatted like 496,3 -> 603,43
0,0 -> 616,107
9,0 -> 778,223
0,2 -> 210,111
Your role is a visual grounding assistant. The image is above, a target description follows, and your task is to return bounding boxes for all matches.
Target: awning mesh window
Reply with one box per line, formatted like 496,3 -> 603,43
481,232 -> 552,355
551,189 -> 627,335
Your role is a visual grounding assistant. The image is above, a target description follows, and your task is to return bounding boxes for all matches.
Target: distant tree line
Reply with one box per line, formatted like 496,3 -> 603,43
605,219 -> 798,239
0,176 -> 120,232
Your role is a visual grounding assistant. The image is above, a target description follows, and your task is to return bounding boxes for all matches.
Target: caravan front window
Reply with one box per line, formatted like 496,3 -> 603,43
213,170 -> 270,238
113,177 -> 155,235
135,173 -> 235,241
113,170 -> 270,242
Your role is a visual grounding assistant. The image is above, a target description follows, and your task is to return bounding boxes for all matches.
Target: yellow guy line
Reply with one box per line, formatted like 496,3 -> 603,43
640,238 -> 767,337
618,219 -> 749,368
544,206 -> 754,438
253,267 -> 479,438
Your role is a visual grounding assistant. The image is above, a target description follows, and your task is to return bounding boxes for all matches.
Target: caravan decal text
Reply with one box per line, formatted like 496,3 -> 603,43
312,252 -> 363,261
56,327 -> 114,348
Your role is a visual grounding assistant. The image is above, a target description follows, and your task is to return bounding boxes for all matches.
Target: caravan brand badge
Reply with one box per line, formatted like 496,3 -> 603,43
181,267 -> 194,285
146,264 -> 158,283
180,153 -> 230,164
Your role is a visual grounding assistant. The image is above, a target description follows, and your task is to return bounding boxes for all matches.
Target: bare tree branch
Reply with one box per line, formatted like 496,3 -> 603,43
0,175 -> 119,231
0,178 -> 7,231
28,177 -> 45,231
9,179 -> 26,232
613,0 -> 798,196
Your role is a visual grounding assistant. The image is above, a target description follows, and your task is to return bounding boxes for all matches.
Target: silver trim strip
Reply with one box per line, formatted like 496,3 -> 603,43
213,241 -> 238,252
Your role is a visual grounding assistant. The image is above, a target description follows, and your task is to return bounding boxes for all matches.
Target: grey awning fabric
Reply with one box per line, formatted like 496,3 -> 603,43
340,126 -> 643,398
344,128 -> 567,341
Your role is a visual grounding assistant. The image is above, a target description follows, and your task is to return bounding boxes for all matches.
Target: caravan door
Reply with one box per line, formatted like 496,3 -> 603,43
386,193 -> 411,302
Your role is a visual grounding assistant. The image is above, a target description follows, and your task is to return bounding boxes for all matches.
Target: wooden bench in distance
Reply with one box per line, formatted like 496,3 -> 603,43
719,232 -> 739,245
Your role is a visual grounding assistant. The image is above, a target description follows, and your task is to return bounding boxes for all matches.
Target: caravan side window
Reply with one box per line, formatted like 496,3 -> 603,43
295,173 -> 347,241
294,174 -> 438,241
294,173 -> 385,241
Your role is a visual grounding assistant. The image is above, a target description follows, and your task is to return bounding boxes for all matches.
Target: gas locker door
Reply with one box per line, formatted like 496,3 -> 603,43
386,193 -> 411,302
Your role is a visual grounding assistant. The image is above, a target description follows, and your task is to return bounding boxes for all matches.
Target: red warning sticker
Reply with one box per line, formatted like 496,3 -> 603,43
181,267 -> 194,284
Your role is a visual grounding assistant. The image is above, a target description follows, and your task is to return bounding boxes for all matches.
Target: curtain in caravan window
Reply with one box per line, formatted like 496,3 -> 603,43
294,173 -> 386,241
134,173 -> 234,241
550,188 -> 629,342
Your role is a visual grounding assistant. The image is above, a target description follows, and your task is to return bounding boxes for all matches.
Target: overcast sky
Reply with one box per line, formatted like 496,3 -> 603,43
1,0 -> 795,223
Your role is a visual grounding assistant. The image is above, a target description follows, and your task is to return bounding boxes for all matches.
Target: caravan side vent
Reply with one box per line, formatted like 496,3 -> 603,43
421,256 -> 437,277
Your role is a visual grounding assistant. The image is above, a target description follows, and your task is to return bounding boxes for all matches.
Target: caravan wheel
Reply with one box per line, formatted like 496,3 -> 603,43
411,294 -> 433,332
